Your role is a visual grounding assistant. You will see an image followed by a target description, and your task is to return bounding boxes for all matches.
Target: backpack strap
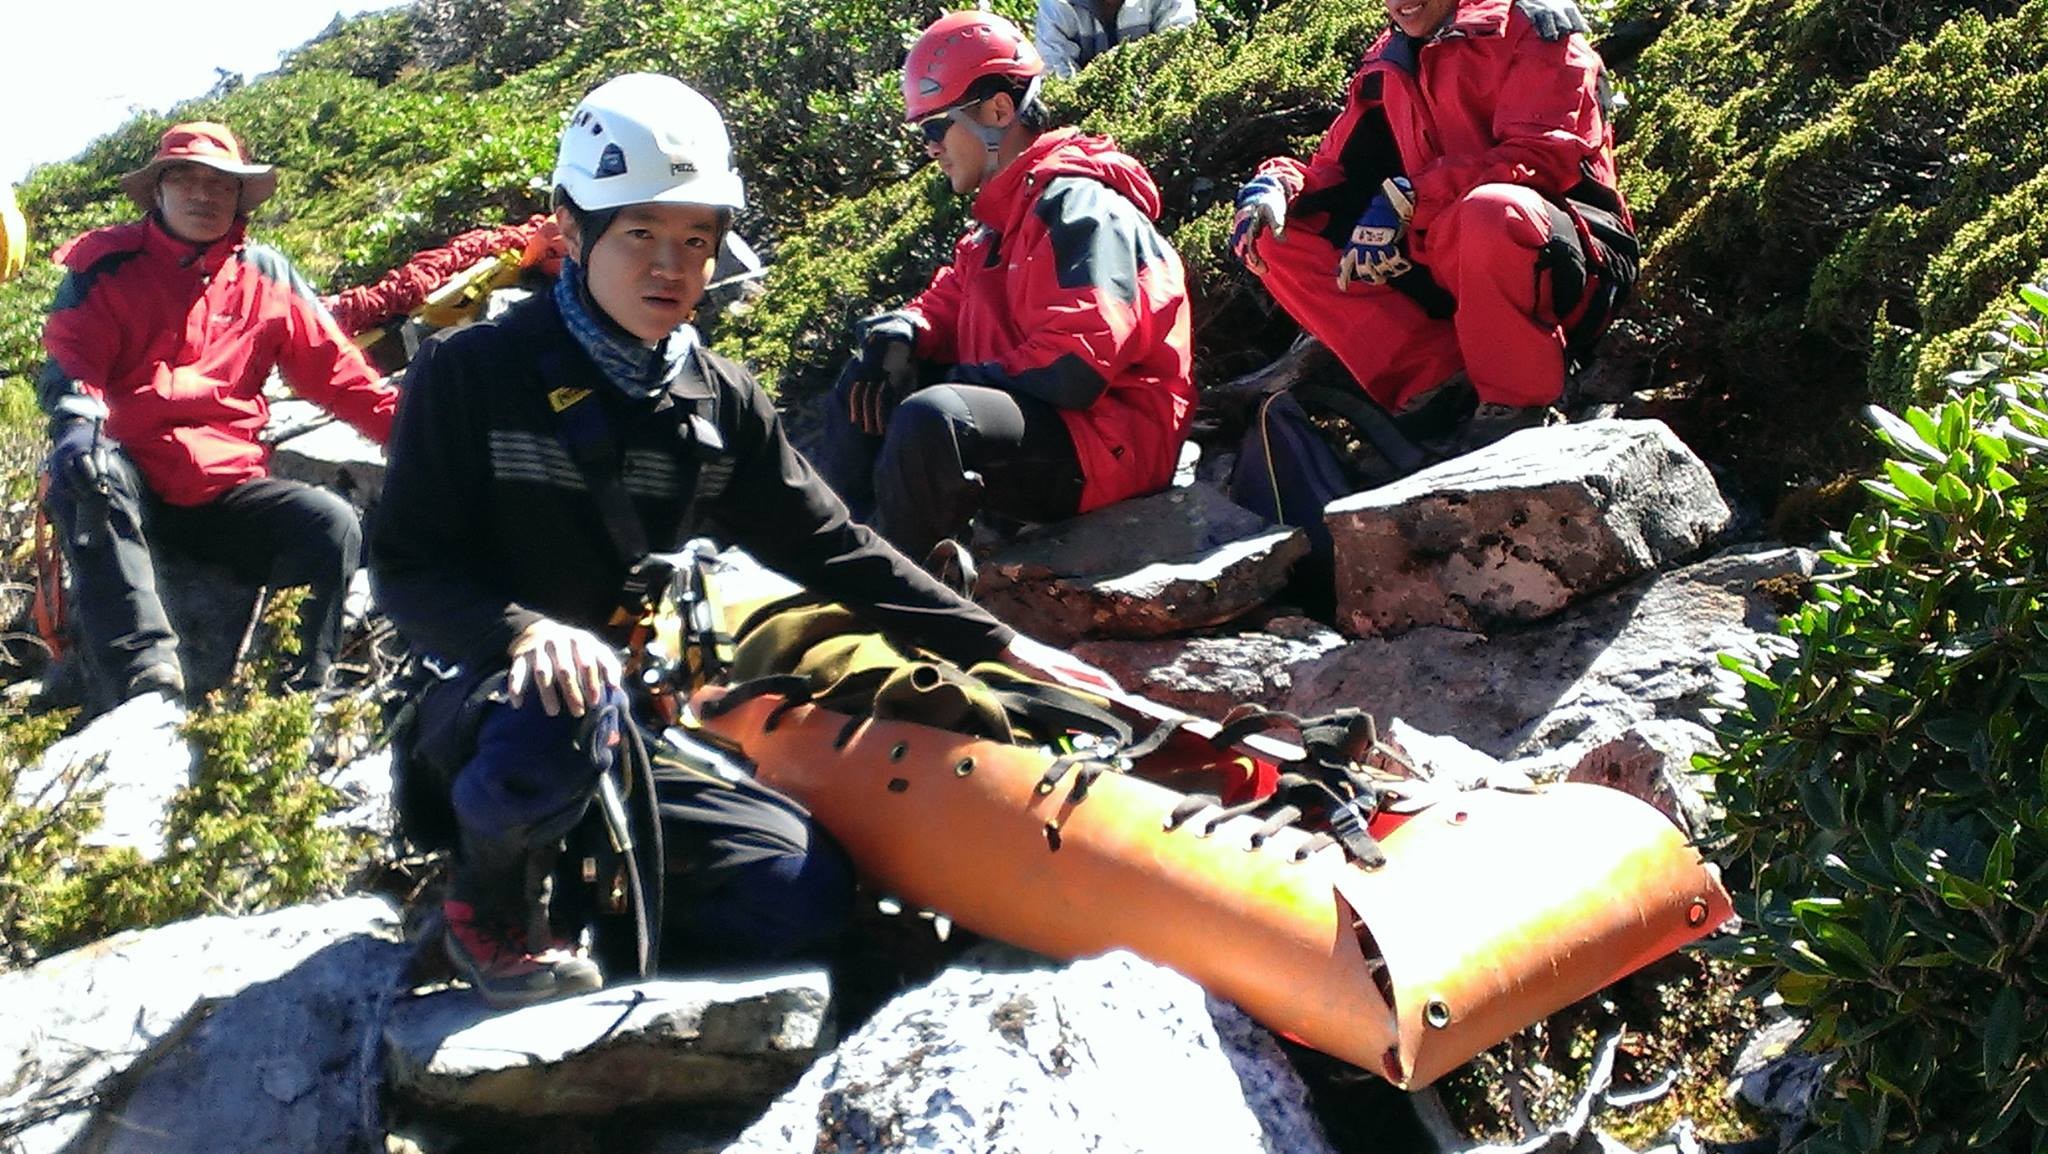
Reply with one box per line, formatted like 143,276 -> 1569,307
536,344 -> 730,620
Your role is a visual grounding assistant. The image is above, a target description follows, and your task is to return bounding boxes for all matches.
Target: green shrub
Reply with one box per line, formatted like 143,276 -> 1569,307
1708,282 -> 2048,1151
1620,0 -> 2048,496
0,683 -> 374,967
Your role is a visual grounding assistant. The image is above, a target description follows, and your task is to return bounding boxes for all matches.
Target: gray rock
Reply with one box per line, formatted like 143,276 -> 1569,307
1072,616 -> 1346,718
1284,545 -> 1815,769
1563,720 -> 1717,839
322,747 -> 395,840
725,950 -> 1334,1154
267,413 -> 386,506
0,896 -> 404,1154
1729,1015 -> 1835,1122
11,689 -> 192,859
975,486 -> 1308,644
384,971 -> 832,1118
1327,419 -> 1732,639
39,546 -> 261,714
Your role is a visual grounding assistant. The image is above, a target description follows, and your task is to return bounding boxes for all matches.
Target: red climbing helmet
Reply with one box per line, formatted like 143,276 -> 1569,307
901,10 -> 1045,123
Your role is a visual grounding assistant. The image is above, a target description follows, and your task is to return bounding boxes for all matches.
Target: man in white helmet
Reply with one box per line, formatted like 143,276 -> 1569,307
372,73 -> 1110,1007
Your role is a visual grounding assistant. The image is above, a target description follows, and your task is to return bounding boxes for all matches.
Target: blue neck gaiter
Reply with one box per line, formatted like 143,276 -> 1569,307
553,259 -> 698,401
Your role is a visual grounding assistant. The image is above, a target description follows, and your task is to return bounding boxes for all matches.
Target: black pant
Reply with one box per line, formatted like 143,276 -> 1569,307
817,361 -> 1087,563
43,447 -> 363,698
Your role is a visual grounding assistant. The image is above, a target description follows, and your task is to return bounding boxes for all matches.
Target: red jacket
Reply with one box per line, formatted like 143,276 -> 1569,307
41,217 -> 396,506
904,129 -> 1195,512
1257,0 -> 1627,260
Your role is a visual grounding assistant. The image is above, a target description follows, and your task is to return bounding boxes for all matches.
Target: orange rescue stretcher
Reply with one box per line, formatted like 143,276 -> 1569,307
687,683 -> 1732,1088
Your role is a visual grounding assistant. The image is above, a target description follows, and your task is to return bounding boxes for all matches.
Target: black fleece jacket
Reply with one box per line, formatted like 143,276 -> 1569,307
371,293 -> 1013,669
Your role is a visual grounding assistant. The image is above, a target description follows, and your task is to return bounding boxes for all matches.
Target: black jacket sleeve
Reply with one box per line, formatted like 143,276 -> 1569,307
370,335 -> 545,665
705,362 -> 1015,665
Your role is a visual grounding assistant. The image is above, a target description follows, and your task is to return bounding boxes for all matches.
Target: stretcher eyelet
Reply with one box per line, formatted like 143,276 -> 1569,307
1686,897 -> 1710,926
954,757 -> 976,776
889,741 -> 909,761
1424,999 -> 1453,1029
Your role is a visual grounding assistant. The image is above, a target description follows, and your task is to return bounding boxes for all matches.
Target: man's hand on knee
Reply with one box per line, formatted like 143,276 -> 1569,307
507,618 -> 621,718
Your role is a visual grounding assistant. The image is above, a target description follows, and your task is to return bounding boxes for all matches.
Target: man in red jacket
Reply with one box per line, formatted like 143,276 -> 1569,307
817,10 -> 1195,571
1231,0 -> 1636,457
39,122 -> 398,706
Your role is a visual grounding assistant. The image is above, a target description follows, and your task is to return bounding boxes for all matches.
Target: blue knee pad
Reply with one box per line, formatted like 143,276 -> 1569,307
451,689 -> 625,844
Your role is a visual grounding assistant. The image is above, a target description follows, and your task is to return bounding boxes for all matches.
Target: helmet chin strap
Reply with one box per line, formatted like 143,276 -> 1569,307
958,76 -> 1042,184
970,117 -> 1005,183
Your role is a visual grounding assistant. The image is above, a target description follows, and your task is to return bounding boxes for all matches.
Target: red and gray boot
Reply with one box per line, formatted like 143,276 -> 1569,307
443,837 -> 601,1008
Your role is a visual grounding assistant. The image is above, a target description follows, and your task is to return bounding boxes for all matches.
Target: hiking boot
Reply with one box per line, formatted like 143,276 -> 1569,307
442,898 -> 602,1008
1390,372 -> 1478,443
123,661 -> 185,705
925,539 -> 978,599
1453,402 -> 1557,454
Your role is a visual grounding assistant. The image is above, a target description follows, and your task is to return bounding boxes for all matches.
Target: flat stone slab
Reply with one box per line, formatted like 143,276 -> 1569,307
1327,418 -> 1732,638
975,486 -> 1308,644
12,690 -> 192,858
385,971 -> 833,1118
1073,616 -> 1347,718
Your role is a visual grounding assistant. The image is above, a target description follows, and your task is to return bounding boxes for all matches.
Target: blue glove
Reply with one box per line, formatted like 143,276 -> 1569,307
1229,174 -> 1291,273
1337,177 -> 1416,289
1513,0 -> 1590,40
51,417 -> 117,497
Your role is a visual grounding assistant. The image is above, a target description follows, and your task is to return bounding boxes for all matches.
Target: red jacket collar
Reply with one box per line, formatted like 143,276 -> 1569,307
142,214 -> 247,275
55,215 -> 246,275
970,128 -> 1163,229
1433,0 -> 1512,39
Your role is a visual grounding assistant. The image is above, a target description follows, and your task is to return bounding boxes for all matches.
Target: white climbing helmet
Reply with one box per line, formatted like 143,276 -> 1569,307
552,73 -> 746,213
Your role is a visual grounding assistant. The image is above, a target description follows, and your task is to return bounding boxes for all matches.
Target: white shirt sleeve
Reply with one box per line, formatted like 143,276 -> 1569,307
1036,0 -> 1085,77
1150,0 -> 1197,33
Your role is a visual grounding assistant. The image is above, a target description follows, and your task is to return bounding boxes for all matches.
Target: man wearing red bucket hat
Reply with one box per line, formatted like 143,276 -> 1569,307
37,121 -> 398,707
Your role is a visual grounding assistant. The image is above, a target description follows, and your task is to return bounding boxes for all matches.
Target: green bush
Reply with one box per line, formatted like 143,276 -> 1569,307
1620,0 -> 2048,496
1708,282 -> 2048,1151
0,682 -> 374,966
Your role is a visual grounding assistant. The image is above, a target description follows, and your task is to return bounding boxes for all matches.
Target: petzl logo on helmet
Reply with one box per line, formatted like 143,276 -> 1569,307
670,160 -> 697,176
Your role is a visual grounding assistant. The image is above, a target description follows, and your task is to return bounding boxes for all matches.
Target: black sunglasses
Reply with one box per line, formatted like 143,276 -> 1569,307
916,99 -> 984,146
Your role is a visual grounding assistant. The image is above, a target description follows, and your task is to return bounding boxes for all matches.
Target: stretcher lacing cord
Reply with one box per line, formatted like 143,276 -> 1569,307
1211,705 -> 1418,781
1162,789 -> 1338,861
1035,752 -> 1118,803
1162,771 -> 1383,866
1034,714 -> 1189,803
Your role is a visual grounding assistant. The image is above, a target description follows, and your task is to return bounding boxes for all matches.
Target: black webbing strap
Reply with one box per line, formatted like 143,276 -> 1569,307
1181,706 -> 1404,868
536,345 -> 729,618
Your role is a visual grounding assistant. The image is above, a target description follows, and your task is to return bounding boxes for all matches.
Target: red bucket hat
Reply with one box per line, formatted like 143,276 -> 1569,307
119,122 -> 278,215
